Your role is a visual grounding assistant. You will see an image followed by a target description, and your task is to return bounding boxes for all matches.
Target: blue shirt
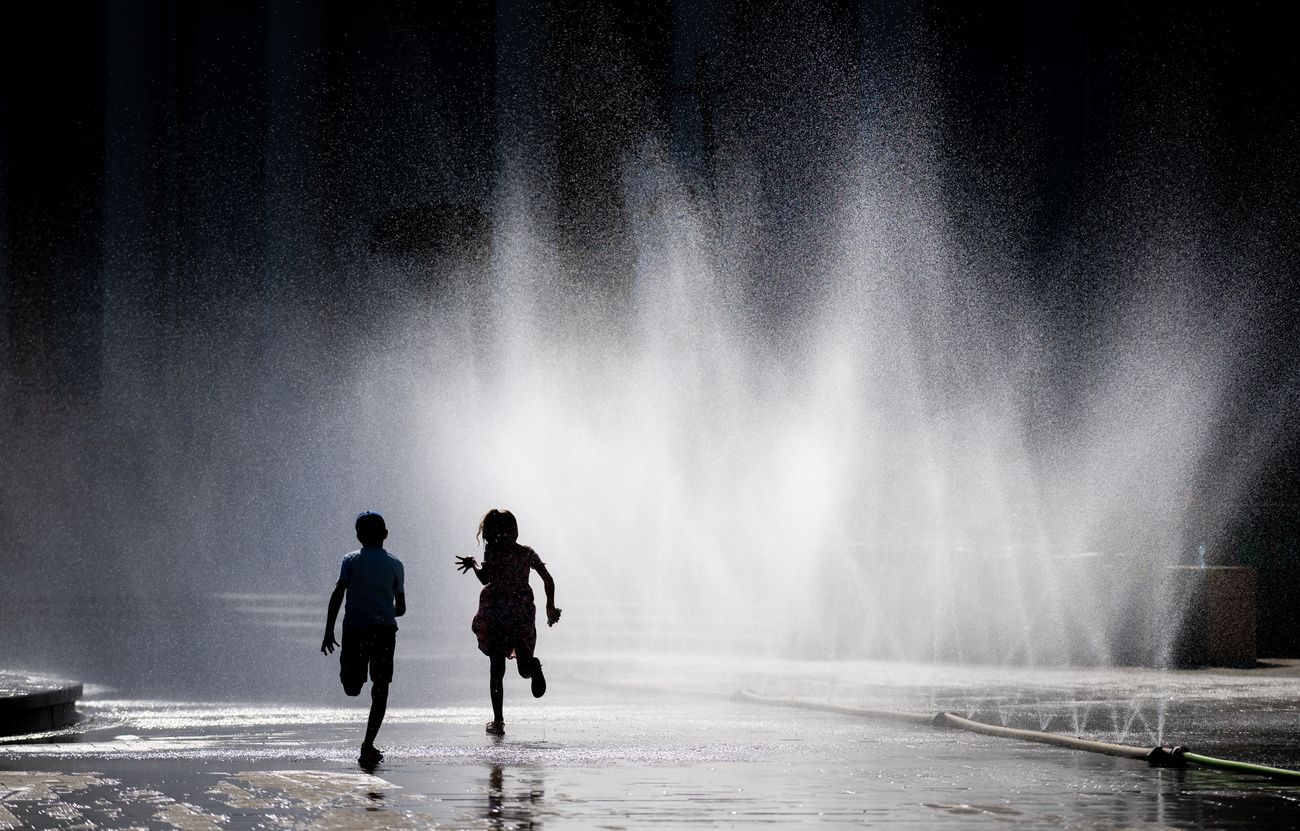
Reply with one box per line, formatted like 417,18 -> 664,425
339,547 -> 405,628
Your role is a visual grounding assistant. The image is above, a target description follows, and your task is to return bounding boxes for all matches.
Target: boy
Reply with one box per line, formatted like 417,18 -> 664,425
322,511 -> 405,766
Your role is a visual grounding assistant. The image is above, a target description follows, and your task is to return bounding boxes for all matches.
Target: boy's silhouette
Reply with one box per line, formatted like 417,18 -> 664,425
322,511 -> 405,766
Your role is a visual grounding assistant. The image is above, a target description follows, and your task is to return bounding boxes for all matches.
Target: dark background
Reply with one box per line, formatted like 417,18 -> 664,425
3,0 -> 1300,668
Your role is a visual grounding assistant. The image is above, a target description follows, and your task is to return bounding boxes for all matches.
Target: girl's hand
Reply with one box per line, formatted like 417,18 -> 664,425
547,606 -> 562,627
455,556 -> 477,574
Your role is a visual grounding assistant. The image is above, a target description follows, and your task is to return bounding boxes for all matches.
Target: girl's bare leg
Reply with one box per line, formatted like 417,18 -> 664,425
489,655 -> 506,724
514,643 -> 535,677
515,643 -> 545,697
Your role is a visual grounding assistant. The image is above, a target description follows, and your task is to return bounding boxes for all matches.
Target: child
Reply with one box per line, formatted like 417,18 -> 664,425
322,511 -> 406,766
456,509 -> 560,735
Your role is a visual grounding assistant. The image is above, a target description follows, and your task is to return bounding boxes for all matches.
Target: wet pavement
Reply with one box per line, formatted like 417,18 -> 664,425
4,656 -> 1300,828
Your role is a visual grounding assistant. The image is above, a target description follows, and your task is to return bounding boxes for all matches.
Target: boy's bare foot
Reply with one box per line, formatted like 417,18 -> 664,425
486,721 -> 505,735
530,660 -> 546,698
358,745 -> 384,766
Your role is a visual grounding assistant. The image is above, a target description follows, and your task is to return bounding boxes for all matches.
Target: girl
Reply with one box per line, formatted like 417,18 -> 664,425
456,509 -> 561,735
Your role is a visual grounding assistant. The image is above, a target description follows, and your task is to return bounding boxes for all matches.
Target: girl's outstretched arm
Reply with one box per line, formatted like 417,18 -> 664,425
455,556 -> 493,585
535,562 -> 561,625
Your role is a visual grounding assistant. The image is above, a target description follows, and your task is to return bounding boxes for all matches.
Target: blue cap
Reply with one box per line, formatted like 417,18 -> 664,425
355,511 -> 386,532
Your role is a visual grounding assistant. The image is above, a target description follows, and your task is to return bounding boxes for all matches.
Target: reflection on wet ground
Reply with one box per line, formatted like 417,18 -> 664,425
0,769 -> 427,830
4,656 -> 1300,828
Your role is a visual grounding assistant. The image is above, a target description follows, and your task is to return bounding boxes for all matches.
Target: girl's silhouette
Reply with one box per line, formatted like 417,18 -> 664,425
457,509 -> 561,735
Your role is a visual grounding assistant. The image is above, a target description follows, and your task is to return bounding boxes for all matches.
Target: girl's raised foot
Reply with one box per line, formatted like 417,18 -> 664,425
486,721 -> 505,735
530,660 -> 546,698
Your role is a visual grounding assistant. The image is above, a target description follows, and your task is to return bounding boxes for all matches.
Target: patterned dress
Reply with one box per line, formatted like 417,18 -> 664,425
471,541 -> 545,658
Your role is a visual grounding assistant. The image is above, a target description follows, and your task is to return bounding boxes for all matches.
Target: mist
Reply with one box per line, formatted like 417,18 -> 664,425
2,2 -> 1298,701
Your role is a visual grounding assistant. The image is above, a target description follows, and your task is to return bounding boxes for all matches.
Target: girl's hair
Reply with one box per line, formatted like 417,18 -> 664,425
478,509 -> 519,544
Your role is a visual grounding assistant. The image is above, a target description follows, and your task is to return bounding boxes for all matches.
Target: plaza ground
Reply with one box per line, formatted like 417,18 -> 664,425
4,655 -> 1300,828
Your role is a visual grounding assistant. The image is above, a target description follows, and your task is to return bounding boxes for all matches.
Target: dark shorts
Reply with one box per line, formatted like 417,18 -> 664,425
340,625 -> 397,689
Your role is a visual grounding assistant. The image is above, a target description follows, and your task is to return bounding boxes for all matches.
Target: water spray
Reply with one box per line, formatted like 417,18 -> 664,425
735,690 -> 1300,784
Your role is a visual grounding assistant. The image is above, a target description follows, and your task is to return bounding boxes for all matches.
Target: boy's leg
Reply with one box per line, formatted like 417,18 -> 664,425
360,627 -> 396,752
339,628 -> 366,696
489,655 -> 506,724
363,681 -> 388,749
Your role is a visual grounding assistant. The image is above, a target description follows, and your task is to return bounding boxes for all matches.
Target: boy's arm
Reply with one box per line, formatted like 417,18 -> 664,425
394,562 -> 406,617
322,580 -> 346,654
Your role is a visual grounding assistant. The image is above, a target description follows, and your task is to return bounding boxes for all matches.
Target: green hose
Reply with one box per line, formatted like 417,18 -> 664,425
736,690 -> 1300,784
1178,750 -> 1300,782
